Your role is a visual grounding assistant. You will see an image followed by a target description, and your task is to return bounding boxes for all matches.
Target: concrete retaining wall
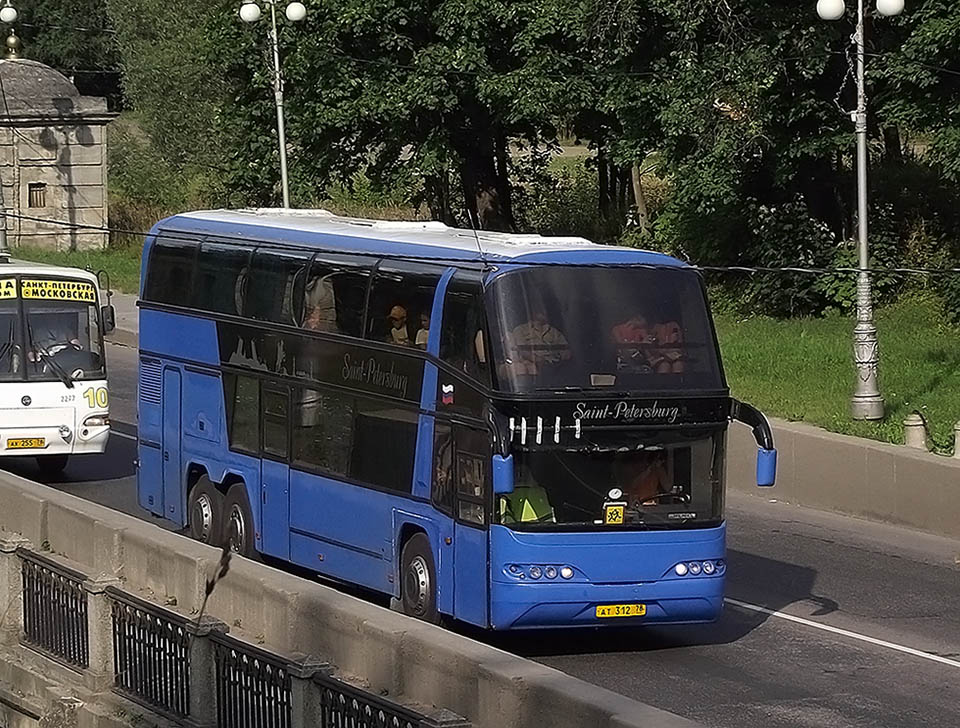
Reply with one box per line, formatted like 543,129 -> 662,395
0,469 -> 701,728
728,418 -> 960,540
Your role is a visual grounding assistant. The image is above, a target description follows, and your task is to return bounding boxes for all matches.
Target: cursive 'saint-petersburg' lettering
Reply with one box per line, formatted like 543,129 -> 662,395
573,400 -> 680,424
341,353 -> 409,398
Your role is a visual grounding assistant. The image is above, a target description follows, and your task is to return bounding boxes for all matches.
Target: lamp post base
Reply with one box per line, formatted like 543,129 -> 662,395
851,393 -> 885,421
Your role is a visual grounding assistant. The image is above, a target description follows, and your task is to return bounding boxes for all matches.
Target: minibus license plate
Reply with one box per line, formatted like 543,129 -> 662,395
6,438 -> 45,449
596,604 -> 646,618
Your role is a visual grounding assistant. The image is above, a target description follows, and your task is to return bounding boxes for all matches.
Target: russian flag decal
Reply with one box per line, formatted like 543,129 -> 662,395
441,383 -> 454,405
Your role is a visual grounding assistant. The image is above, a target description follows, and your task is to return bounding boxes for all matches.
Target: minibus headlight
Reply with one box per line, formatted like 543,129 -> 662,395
83,415 -> 109,427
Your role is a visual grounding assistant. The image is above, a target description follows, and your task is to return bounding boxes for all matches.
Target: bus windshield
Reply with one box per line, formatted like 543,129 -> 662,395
498,429 -> 725,530
0,290 -> 105,383
486,266 -> 723,394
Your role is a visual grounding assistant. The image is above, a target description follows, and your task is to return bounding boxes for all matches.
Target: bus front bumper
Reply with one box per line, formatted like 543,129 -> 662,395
0,418 -> 109,457
489,575 -> 725,630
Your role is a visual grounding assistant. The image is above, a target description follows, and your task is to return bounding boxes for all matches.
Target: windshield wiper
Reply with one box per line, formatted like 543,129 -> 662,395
26,324 -> 73,389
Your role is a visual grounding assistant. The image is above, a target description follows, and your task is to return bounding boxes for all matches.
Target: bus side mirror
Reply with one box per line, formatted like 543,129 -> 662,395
757,448 -> 777,487
730,399 -> 777,488
101,305 -> 116,334
492,454 -> 514,495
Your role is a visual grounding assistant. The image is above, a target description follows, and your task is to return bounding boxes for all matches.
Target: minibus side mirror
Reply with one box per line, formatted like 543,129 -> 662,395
492,454 -> 515,495
730,399 -> 777,488
101,305 -> 116,334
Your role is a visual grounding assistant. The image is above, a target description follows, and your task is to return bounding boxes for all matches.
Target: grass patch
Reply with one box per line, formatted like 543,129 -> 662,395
715,294 -> 960,453
12,245 -> 143,294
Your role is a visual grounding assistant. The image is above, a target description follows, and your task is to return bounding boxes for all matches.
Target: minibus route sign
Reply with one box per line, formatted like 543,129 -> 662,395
20,278 -> 96,302
0,278 -> 15,299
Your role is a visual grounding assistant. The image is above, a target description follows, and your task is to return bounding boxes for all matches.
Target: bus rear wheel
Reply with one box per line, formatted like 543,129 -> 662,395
36,455 -> 69,478
223,483 -> 257,559
400,533 -> 439,624
188,476 -> 223,545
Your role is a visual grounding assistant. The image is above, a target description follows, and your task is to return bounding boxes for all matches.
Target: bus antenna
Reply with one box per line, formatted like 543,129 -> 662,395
464,207 -> 486,266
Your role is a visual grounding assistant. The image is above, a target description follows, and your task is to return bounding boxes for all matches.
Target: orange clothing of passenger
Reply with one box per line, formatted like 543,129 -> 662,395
621,458 -> 670,506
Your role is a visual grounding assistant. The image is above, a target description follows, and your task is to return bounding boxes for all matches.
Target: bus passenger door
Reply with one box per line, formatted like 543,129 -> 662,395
161,368 -> 184,525
260,383 -> 291,560
452,426 -> 490,627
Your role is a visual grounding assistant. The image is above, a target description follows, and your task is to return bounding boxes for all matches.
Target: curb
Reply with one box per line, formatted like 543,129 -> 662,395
105,327 -> 137,348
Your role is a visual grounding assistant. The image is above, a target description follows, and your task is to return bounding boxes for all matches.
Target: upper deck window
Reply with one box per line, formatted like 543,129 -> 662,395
486,266 -> 723,394
365,264 -> 441,349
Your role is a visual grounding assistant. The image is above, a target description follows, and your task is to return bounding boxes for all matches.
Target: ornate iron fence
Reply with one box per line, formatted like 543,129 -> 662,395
108,587 -> 191,719
19,549 -> 89,669
213,632 -> 292,728
314,674 -> 429,728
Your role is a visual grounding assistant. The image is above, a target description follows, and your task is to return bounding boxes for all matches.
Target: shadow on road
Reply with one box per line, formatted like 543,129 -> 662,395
0,430 -> 137,485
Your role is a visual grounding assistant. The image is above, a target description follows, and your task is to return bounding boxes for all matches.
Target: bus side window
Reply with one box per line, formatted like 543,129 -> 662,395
144,236 -> 196,305
194,242 -> 252,315
246,249 -> 312,325
292,386 -> 354,476
301,256 -> 371,336
455,425 -> 489,526
432,422 -> 454,515
439,273 -> 490,384
365,264 -> 442,348
224,373 -> 260,454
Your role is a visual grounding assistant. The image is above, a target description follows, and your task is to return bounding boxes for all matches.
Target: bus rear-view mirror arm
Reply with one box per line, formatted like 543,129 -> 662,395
730,399 -> 777,487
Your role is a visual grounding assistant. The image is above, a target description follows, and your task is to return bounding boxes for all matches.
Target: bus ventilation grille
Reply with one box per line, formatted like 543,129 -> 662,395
139,359 -> 163,406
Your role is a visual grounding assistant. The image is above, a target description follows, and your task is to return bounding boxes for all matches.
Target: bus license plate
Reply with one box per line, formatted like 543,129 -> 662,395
596,603 -> 646,619
6,438 -> 45,449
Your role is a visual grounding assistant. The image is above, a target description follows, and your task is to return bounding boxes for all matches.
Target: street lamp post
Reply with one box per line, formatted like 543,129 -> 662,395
239,0 -> 306,209
817,0 -> 903,421
0,0 -> 18,263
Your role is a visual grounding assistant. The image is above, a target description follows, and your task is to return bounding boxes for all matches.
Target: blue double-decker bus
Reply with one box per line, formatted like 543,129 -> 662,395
136,209 -> 776,630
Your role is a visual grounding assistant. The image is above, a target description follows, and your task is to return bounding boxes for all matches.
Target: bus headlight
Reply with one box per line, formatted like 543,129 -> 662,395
528,566 -> 542,580
560,566 -> 574,579
702,561 -> 716,575
545,566 -> 558,579
675,563 -> 689,576
83,415 -> 109,427
688,562 -> 702,575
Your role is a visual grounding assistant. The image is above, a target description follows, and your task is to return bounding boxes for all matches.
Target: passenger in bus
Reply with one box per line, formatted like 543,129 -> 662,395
387,305 -> 413,346
611,313 -> 685,373
503,302 -> 571,376
415,312 -> 430,350
303,274 -> 338,332
615,450 -> 672,509
652,319 -> 684,373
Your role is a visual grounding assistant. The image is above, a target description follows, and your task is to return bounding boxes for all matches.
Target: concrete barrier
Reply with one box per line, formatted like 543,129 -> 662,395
728,418 -> 960,540
0,469 -> 701,728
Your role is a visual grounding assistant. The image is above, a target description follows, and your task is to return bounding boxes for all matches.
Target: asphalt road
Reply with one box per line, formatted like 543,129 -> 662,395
4,341 -> 959,728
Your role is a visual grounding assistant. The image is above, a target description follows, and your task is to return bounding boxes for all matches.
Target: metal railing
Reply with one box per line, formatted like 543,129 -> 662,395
19,549 -> 89,669
314,674 -> 426,728
108,587 -> 191,719
213,632 -> 292,728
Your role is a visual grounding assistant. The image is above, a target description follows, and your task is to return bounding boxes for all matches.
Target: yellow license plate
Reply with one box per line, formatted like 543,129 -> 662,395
596,603 -> 646,618
604,503 -> 625,525
6,438 -> 45,449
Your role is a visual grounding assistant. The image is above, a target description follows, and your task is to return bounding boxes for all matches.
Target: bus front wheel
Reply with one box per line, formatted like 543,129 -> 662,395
400,534 -> 439,624
223,483 -> 257,559
188,476 -> 223,545
36,455 -> 69,478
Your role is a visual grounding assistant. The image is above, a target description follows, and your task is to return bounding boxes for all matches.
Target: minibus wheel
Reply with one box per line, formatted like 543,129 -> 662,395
400,533 -> 439,624
36,455 -> 69,478
223,483 -> 257,559
188,476 -> 223,545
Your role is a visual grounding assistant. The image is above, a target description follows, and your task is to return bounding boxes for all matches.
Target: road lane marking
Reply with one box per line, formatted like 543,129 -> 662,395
110,430 -> 137,442
725,597 -> 960,669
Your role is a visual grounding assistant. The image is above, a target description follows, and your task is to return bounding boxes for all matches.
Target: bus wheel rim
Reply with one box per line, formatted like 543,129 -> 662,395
228,504 -> 246,552
193,494 -> 214,542
406,556 -> 430,614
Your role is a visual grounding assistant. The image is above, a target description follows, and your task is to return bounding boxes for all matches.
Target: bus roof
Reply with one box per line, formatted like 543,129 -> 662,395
0,260 -> 101,284
156,209 -> 688,267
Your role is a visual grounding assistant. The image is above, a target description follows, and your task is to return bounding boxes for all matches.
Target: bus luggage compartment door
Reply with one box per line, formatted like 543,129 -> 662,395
161,368 -> 183,524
